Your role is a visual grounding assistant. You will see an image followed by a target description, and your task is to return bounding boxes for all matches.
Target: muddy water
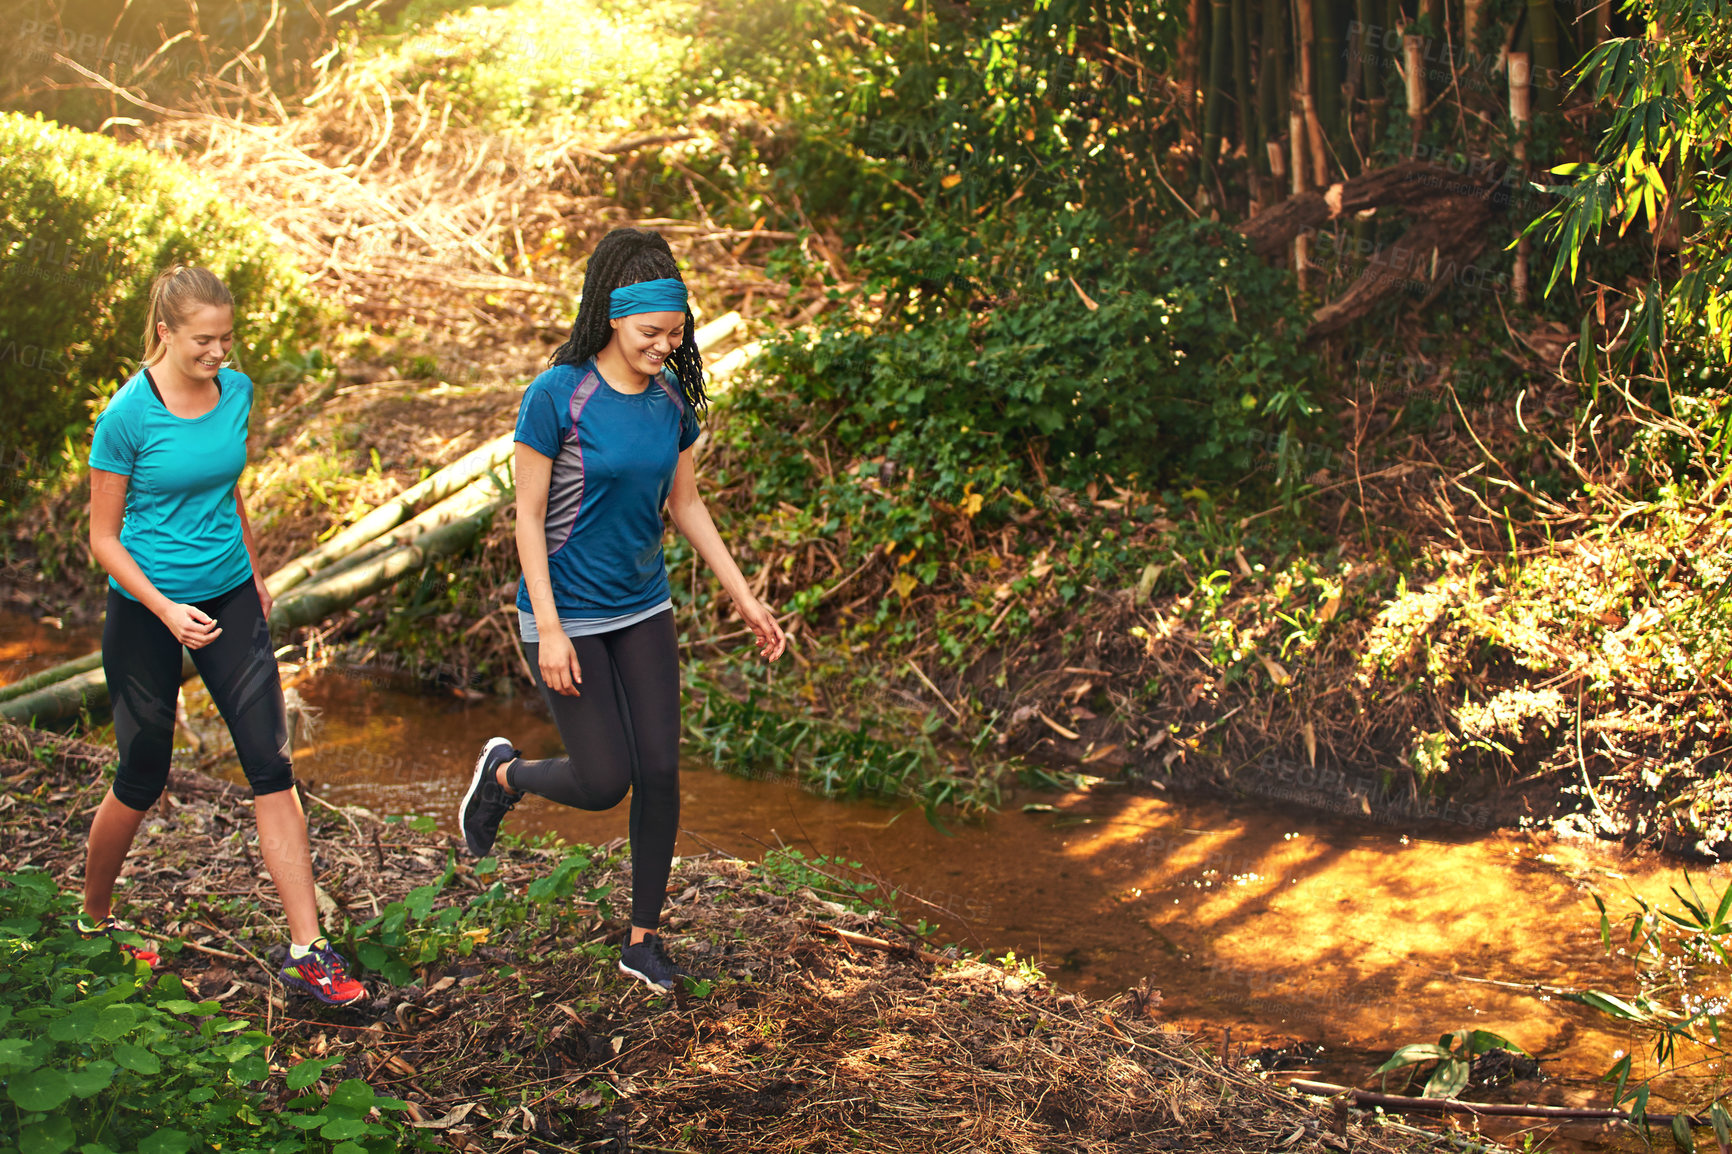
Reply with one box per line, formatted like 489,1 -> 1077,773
5,610 -> 1719,1145
0,612 -> 100,684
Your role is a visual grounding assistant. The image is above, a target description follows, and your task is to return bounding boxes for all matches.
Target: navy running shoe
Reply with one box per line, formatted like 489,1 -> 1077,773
618,933 -> 686,992
460,736 -> 521,857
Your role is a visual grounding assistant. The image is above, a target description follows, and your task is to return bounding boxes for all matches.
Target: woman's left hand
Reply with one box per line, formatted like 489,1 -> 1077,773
736,594 -> 787,662
254,574 -> 274,621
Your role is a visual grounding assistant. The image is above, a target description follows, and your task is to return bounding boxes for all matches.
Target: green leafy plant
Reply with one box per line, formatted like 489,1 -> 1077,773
1566,876 -> 1732,1144
1375,1028 -> 1528,1099
0,869 -> 426,1154
342,842 -> 615,985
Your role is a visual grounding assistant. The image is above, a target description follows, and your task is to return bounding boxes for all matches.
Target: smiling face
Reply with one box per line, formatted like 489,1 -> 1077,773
154,303 -> 234,384
606,310 -> 685,381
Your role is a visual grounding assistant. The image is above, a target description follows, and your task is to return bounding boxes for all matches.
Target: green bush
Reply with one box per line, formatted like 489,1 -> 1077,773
0,112 -> 323,480
740,211 -> 1316,498
0,870 -> 425,1154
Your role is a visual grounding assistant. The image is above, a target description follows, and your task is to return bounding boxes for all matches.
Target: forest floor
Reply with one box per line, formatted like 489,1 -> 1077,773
0,721 -> 1462,1154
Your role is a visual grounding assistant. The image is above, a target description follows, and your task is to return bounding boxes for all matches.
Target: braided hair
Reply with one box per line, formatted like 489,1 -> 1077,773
551,227 -> 707,416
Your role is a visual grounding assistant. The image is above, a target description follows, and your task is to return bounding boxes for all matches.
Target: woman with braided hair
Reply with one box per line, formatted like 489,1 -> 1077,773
460,227 -> 785,990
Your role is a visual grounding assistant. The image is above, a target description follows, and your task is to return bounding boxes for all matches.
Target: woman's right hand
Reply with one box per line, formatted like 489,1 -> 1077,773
159,602 -> 222,648
539,631 -> 583,696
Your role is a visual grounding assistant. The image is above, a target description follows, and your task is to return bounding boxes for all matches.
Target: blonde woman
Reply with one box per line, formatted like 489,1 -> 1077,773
82,265 -> 365,1005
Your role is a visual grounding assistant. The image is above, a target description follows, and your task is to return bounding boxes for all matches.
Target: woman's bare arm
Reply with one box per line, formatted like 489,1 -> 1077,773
665,450 -> 786,662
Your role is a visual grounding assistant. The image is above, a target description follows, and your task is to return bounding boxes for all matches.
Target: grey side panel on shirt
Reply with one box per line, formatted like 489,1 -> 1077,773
545,368 -> 602,555
518,600 -> 672,642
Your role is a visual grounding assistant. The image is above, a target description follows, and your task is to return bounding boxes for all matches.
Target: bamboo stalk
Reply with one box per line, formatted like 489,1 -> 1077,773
1286,1079 -> 1707,1126
1314,0 -> 1345,139
1201,0 -> 1233,186
1294,0 -> 1330,184
1526,0 -> 1560,113
1289,107 -> 1310,292
1355,0 -> 1384,143
1403,32 -> 1427,152
1233,0 -> 1255,173
1464,0 -> 1486,48
1258,0 -> 1288,178
1509,50 -> 1533,303
307,466 -> 512,586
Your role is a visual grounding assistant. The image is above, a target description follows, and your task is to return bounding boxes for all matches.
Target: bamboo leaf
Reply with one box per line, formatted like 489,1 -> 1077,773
1566,989 -> 1649,1021
1375,1043 -> 1453,1073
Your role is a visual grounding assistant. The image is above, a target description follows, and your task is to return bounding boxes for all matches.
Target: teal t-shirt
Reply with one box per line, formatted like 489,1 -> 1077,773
89,366 -> 255,604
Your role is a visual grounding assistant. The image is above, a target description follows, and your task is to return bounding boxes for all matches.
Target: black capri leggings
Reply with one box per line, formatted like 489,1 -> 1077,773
509,609 -> 681,930
105,581 -> 294,811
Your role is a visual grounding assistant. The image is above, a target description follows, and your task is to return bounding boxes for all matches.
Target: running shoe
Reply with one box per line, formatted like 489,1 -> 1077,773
76,913 -> 161,968
460,736 -> 522,858
280,938 -> 367,1005
618,933 -> 686,992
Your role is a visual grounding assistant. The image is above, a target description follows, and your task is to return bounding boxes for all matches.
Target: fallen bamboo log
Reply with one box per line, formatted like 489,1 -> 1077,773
1285,1078 -> 1704,1127
306,465 -> 511,587
264,434 -> 516,597
0,500 -> 508,727
0,652 -> 104,704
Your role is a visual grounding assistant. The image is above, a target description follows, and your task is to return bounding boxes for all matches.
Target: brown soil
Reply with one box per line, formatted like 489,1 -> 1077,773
0,721 -> 1446,1153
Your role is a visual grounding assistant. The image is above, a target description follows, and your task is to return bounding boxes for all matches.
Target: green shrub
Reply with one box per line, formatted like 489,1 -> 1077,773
0,869 -> 425,1154
0,112 -> 323,481
739,211 -> 1316,499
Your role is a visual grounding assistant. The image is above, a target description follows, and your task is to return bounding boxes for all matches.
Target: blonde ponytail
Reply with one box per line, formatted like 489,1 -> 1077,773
141,266 -> 234,366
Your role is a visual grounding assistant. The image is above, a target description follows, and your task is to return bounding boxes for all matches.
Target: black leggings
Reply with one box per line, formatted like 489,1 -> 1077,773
105,581 -> 294,811
511,610 -> 681,930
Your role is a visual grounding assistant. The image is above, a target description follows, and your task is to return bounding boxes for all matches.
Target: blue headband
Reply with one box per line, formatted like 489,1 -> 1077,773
609,278 -> 689,319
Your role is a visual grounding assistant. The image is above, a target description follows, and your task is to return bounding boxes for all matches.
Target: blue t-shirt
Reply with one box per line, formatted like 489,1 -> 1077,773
513,360 -> 700,619
89,366 -> 254,604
